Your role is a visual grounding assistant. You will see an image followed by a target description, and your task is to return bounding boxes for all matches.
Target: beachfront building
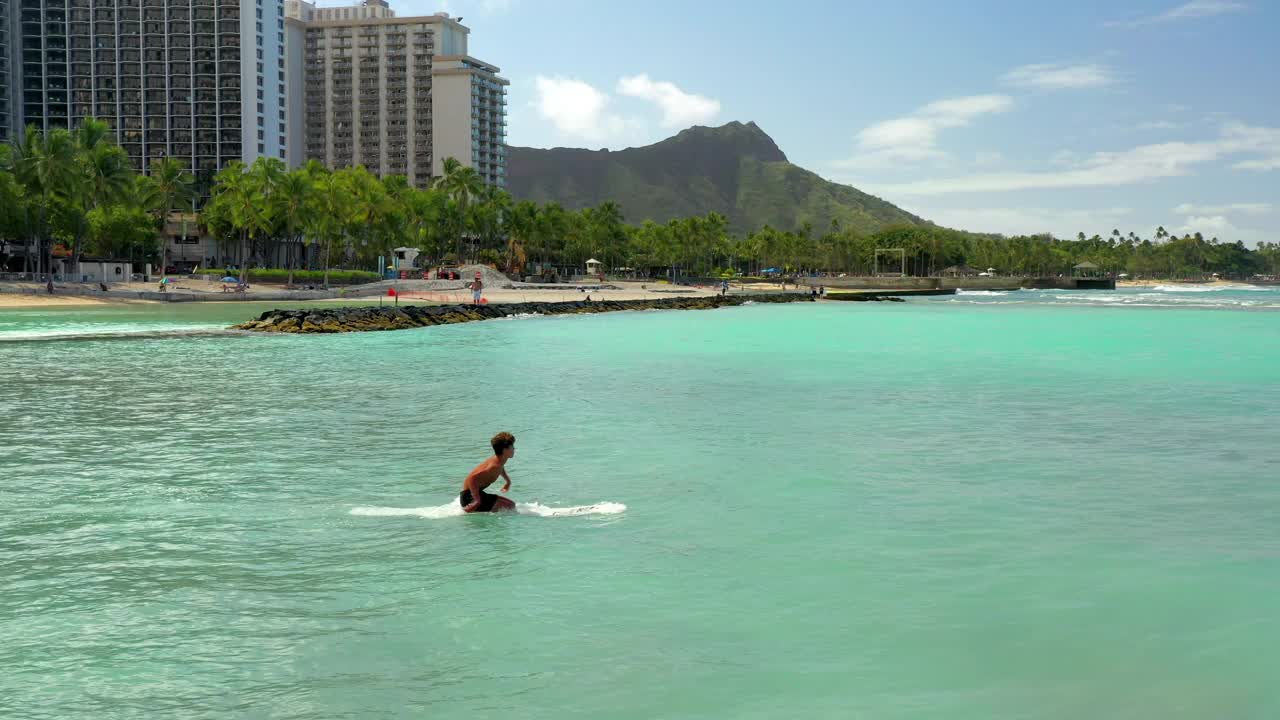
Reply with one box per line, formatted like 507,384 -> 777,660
1,0 -> 11,139
286,0 -> 507,187
6,0 -> 291,177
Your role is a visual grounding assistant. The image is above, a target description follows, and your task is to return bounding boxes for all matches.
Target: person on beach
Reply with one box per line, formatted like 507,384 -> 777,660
472,272 -> 484,305
459,432 -> 517,513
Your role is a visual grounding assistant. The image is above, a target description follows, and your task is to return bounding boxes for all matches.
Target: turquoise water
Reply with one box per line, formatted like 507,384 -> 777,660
3,288 -> 1279,718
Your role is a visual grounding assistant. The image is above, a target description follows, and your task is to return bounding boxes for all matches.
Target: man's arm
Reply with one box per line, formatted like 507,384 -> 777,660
500,468 -> 512,492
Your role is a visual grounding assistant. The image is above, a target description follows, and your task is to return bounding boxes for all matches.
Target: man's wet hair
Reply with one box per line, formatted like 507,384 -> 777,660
492,432 -> 515,456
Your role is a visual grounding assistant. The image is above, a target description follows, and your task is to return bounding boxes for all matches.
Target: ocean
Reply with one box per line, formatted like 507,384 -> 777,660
2,286 -> 1279,718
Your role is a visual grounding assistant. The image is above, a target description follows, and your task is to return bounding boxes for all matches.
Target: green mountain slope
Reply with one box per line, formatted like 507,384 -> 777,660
505,121 -> 927,235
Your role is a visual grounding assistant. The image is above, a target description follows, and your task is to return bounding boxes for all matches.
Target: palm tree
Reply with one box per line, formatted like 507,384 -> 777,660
593,201 -> 624,272
504,201 -> 537,275
144,157 -> 194,277
437,157 -> 483,260
6,125 -> 78,277
310,169 -> 355,288
208,162 -> 271,285
272,169 -> 313,286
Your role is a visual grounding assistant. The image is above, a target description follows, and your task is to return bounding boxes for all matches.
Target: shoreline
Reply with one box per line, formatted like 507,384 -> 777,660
0,279 -> 731,309
5,277 -> 1272,310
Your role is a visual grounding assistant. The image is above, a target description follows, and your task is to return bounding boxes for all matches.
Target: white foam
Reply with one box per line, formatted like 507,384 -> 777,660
350,501 -> 626,520
1151,284 -> 1274,293
0,326 -> 232,343
954,290 -> 1011,296
351,503 -> 463,519
515,501 -> 627,517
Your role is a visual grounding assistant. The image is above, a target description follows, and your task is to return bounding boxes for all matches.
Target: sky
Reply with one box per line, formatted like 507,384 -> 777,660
375,0 -> 1279,244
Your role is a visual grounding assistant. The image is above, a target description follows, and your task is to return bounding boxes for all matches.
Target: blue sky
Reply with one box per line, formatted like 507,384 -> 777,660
379,0 -> 1278,244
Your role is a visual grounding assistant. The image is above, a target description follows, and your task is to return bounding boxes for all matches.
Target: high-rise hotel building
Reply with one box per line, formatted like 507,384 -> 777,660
3,0 -> 289,177
1,1 -> 12,139
287,0 -> 507,187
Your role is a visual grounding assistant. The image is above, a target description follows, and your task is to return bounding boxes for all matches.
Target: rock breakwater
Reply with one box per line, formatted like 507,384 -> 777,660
232,293 -> 815,334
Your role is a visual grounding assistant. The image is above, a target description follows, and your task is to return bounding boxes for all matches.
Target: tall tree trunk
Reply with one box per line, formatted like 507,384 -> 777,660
323,236 -> 331,290
239,230 -> 250,285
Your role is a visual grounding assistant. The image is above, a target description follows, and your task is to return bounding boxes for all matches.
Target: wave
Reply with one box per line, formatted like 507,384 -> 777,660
0,327 -> 238,343
350,501 -> 626,519
1151,284 -> 1276,293
954,290 -> 1012,296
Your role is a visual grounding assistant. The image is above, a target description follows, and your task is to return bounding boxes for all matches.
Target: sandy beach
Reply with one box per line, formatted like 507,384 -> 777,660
0,293 -> 139,308
0,278 -> 733,310
1116,278 -> 1251,288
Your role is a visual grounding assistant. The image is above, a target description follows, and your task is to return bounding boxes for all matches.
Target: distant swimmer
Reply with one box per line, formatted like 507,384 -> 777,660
459,432 -> 518,513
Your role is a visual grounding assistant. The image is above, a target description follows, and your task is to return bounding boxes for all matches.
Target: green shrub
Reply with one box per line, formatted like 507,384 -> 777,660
192,268 -> 381,284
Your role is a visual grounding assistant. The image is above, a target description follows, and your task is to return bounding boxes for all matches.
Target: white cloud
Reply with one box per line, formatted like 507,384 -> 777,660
1003,63 -> 1116,89
917,205 -> 1134,238
835,94 -> 1013,169
532,75 -> 633,143
1234,156 -> 1280,171
864,122 -> 1280,196
1050,149 -> 1083,167
1167,215 -> 1273,246
393,0 -> 511,17
1136,120 -> 1179,131
975,151 -> 1003,166
616,74 -> 720,129
1175,215 -> 1237,235
1173,202 -> 1273,215
527,73 -> 721,147
1106,1 -> 1247,28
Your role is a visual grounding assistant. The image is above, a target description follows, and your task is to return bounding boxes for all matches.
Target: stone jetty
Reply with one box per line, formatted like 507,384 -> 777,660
233,293 -> 826,334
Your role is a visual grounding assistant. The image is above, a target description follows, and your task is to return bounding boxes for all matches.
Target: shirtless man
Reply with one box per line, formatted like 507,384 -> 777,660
459,432 -> 517,513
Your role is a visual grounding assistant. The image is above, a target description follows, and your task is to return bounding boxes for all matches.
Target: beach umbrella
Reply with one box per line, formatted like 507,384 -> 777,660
221,276 -> 238,282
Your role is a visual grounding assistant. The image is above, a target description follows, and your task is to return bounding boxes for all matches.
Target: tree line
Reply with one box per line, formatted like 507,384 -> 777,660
3,122 -> 1277,282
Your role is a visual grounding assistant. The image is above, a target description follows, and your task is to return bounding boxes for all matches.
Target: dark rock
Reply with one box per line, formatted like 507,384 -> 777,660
233,293 -> 817,334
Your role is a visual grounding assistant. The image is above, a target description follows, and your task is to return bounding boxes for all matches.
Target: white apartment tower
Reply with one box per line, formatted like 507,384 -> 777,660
286,0 -> 507,187
7,0 -> 290,179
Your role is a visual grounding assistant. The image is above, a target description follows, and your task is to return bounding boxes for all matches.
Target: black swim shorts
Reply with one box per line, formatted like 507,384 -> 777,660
459,489 -> 498,512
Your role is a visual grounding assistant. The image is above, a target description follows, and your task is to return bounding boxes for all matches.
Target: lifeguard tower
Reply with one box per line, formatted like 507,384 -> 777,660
393,247 -> 420,270
585,258 -> 604,279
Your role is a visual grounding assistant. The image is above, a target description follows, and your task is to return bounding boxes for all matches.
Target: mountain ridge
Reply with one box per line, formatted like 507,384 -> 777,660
505,121 -> 927,235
